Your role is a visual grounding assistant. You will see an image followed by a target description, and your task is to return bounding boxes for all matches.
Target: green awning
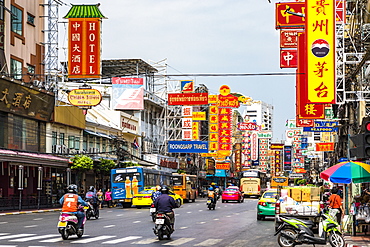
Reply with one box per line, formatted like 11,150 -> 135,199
64,4 -> 106,19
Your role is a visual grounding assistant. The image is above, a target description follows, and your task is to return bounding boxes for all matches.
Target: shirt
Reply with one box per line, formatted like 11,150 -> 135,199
154,194 -> 177,213
59,193 -> 87,213
329,194 -> 342,209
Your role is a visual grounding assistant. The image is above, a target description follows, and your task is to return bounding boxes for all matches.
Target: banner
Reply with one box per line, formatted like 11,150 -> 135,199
168,93 -> 208,105
112,77 -> 144,110
168,141 -> 208,153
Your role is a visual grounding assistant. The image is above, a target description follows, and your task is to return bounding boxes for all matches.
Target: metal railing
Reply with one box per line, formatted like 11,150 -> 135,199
0,195 -> 55,211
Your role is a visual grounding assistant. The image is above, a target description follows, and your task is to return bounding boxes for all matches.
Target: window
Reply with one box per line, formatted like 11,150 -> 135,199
10,58 -> 22,80
74,137 -> 80,150
11,5 -> 22,36
59,133 -> 65,146
83,135 -> 87,151
27,64 -> 35,74
52,131 -> 57,146
27,13 -> 34,26
68,136 -> 75,149
0,0 -> 4,21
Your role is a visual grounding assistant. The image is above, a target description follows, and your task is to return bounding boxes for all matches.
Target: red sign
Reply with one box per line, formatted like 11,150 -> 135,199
216,162 -> 230,170
316,143 -> 334,151
217,95 -> 240,108
280,30 -> 301,48
280,49 -> 297,68
68,18 -> 101,79
296,119 -> 314,127
238,122 -> 256,131
168,93 -> 208,105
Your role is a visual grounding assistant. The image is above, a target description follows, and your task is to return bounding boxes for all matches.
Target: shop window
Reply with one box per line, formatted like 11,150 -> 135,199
27,64 -> 35,74
10,58 -> 22,80
102,139 -> 106,152
11,5 -> 22,36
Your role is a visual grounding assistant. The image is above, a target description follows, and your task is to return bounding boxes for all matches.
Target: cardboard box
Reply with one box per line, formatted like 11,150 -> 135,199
310,187 -> 320,201
291,188 -> 302,201
301,190 -> 311,202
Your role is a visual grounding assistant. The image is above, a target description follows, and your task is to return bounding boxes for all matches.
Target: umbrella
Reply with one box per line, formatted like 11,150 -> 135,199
320,161 -> 370,184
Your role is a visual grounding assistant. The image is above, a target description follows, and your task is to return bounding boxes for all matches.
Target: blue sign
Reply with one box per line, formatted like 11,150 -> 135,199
303,127 -> 338,132
339,157 -> 348,162
168,141 -> 208,153
314,120 -> 338,127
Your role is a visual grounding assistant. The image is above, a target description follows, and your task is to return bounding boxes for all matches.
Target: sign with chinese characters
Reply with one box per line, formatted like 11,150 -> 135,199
0,79 -> 54,121
216,162 -> 230,170
68,89 -> 102,106
68,18 -> 101,79
275,2 -> 305,29
280,30 -> 300,48
182,106 -> 193,117
280,49 -> 297,68
283,145 -> 292,171
306,0 -> 336,103
168,93 -> 208,105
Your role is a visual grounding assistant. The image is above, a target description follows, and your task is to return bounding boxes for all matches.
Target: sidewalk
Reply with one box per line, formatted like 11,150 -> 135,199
0,208 -> 61,216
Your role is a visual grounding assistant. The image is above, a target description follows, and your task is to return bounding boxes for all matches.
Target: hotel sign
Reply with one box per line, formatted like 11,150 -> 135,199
68,89 -> 102,106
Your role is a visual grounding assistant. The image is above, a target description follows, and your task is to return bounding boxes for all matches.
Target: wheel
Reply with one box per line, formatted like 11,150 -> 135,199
61,228 -> 69,240
257,214 -> 263,220
86,210 -> 91,220
277,228 -> 297,247
77,229 -> 83,238
158,229 -> 164,240
176,199 -> 181,207
222,200 -> 225,203
95,210 -> 99,219
328,231 -> 345,247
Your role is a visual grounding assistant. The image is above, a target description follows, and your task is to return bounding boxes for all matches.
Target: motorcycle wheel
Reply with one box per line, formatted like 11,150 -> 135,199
61,228 -> 69,240
95,210 -> 99,219
277,228 -> 297,247
77,228 -> 84,238
157,229 -> 164,240
328,231 -> 345,247
151,214 -> 156,222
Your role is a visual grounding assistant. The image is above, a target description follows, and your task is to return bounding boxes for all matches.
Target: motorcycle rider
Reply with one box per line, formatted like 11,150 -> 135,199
154,185 -> 178,231
85,186 -> 98,215
207,187 -> 216,205
59,184 -> 87,230
151,185 -> 162,203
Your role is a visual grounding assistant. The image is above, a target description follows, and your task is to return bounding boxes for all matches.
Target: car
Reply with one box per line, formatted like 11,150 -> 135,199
221,187 -> 244,203
257,189 -> 278,220
132,188 -> 183,208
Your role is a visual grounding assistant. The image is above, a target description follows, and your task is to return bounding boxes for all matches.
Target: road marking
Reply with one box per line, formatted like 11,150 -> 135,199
213,218 -> 219,220
198,210 -> 203,212
187,212 -> 192,214
116,214 -> 123,216
194,239 -> 223,246
0,234 -> 35,240
226,215 -> 231,217
40,235 -> 90,243
71,235 -> 114,243
131,238 -> 159,244
163,238 -> 195,246
133,221 -> 141,223
198,222 -> 206,224
102,236 -> 142,244
0,245 -> 17,247
0,223 -> 7,225
179,226 -> 188,229
226,240 -> 249,247
0,233 -> 9,236
33,218 -> 43,221
10,234 -> 59,242
24,225 -> 38,228
103,225 -> 115,228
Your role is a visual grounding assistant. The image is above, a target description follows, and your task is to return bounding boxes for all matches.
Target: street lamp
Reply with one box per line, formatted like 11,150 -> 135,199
18,165 -> 24,211
37,167 -> 43,210
66,168 -> 71,186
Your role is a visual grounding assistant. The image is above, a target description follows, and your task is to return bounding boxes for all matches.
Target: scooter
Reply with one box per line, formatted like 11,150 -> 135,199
153,211 -> 174,240
57,206 -> 87,240
85,201 -> 99,220
274,207 -> 345,247
207,197 -> 216,210
150,203 -> 156,222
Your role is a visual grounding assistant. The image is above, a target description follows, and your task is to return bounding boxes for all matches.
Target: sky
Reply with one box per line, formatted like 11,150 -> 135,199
58,0 -> 296,140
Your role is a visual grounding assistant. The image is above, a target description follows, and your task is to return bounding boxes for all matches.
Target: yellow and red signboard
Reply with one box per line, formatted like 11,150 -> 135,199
280,49 -> 297,68
168,93 -> 209,105
316,142 -> 334,151
68,18 -> 101,79
68,89 -> 102,106
305,0 -> 336,104
216,162 -> 230,170
280,30 -> 301,48
192,112 -> 206,120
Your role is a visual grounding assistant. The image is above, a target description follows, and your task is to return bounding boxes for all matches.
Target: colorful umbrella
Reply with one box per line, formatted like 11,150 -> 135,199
320,161 -> 370,184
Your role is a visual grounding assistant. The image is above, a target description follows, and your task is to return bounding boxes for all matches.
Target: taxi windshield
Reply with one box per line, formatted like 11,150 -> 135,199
140,190 -> 154,194
263,192 -> 277,198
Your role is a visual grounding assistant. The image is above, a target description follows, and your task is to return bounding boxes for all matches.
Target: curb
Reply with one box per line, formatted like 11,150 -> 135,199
0,208 -> 61,216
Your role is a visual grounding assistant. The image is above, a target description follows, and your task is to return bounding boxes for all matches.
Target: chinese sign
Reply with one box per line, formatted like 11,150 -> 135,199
275,2 -> 305,29
216,162 -> 230,170
306,0 -> 336,103
280,30 -> 300,48
68,18 -> 101,79
112,77 -> 144,110
280,49 -> 297,68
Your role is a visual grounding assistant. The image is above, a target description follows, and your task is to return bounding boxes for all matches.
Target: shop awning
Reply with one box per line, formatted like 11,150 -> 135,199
0,149 -> 69,167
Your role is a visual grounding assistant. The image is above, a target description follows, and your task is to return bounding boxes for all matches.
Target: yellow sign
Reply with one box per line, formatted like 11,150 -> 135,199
218,150 -> 231,157
306,0 -> 335,103
208,95 -> 218,104
219,85 -> 230,96
201,153 -> 218,157
209,142 -> 218,151
192,112 -> 206,120
68,89 -> 102,106
192,122 -> 199,140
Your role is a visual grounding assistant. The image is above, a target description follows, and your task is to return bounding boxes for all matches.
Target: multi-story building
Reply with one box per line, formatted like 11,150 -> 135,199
242,101 -> 273,132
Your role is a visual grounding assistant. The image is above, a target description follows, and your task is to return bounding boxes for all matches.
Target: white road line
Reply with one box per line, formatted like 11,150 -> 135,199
103,225 -> 115,228
24,225 -> 38,228
213,218 -> 219,220
163,238 -> 195,246
198,210 -> 203,212
10,234 -> 59,242
198,222 -> 206,224
131,238 -> 159,244
226,240 -> 249,247
0,222 -> 8,225
179,226 -> 188,229
40,235 -> 90,243
71,235 -> 114,243
194,239 -> 223,246
0,233 -> 9,236
226,215 -> 231,217
187,212 -> 192,214
33,218 -> 43,221
102,236 -> 142,244
133,221 -> 141,223
0,234 -> 35,240
116,214 -> 123,216
0,245 -> 17,247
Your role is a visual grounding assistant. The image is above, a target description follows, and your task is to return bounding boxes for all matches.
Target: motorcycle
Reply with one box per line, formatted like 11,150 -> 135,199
57,206 -> 87,240
153,212 -> 174,240
85,200 -> 99,220
274,207 -> 345,247
207,197 -> 216,210
150,203 -> 156,222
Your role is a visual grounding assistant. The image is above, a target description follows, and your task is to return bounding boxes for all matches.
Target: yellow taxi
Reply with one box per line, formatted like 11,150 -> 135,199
132,188 -> 183,208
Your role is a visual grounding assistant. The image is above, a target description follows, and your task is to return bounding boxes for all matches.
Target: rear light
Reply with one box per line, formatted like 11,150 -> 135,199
275,202 -> 280,215
320,201 -> 325,209
157,213 -> 164,217
143,196 -> 151,198
258,201 -> 267,206
258,185 -> 260,191
150,204 -> 155,208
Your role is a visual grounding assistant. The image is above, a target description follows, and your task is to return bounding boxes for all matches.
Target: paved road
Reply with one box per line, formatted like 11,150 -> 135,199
0,198 -> 332,246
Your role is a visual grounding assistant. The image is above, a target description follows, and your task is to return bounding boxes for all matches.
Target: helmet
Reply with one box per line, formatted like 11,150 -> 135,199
156,185 -> 162,191
160,185 -> 169,194
89,186 -> 95,192
211,182 -> 216,186
67,184 -> 78,193
209,187 -> 214,191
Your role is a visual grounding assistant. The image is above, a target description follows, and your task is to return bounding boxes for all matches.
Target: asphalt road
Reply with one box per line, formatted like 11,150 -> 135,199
0,198 -> 331,247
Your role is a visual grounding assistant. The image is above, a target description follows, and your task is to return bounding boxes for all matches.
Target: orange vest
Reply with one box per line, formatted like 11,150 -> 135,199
208,191 -> 215,198
62,194 -> 79,212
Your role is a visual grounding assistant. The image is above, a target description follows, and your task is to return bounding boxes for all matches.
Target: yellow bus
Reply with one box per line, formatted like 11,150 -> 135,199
172,173 -> 197,202
270,176 -> 289,188
240,169 -> 268,197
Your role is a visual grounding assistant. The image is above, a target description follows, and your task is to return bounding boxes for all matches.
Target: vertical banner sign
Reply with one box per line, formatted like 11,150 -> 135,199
251,132 -> 258,161
209,105 -> 218,151
275,150 -> 282,174
306,0 -> 336,103
112,77 -> 144,110
283,146 -> 292,171
68,18 -> 101,79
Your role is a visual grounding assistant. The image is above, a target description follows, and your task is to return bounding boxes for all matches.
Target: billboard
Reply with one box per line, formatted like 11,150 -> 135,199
112,77 -> 144,110
168,141 -> 208,153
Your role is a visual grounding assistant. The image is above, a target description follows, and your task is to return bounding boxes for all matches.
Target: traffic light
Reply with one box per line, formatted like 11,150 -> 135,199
363,121 -> 370,158
350,120 -> 370,159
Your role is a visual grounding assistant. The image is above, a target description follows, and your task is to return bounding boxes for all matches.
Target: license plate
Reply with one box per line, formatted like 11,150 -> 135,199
57,221 -> 67,227
137,198 -> 142,200
150,208 -> 156,213
155,218 -> 165,224
207,200 -> 212,204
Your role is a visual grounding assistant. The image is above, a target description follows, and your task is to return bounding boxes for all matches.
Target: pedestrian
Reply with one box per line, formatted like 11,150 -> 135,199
328,187 -> 344,224
104,188 -> 112,208
97,189 -> 103,209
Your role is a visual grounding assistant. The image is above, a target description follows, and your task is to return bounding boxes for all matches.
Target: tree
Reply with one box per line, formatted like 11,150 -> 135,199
96,158 -> 116,175
70,155 -> 93,189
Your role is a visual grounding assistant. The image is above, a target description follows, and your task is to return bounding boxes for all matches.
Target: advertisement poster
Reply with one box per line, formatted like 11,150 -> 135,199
112,77 -> 144,110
